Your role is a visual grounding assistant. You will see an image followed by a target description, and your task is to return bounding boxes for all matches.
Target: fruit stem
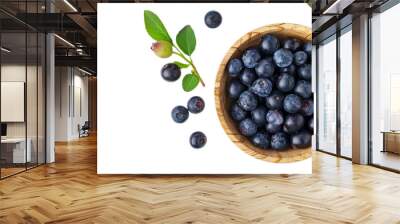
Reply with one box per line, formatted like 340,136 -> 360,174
172,46 -> 205,87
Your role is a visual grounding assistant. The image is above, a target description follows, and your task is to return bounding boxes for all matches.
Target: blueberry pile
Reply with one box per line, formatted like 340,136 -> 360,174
171,96 -> 207,149
226,35 -> 313,150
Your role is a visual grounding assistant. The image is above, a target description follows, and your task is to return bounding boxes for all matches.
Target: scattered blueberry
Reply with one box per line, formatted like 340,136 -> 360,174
297,64 -> 311,80
283,114 -> 304,134
250,78 -> 273,97
242,48 -> 261,68
251,106 -> 267,127
266,110 -> 284,126
190,131 -> 207,148
283,94 -> 302,114
238,90 -> 258,111
161,63 -> 181,81
240,69 -> 257,87
239,118 -> 258,136
228,79 -> 246,99
273,48 -> 293,68
271,132 -> 289,150
260,35 -> 280,55
187,96 -> 205,114
265,90 -> 285,110
276,73 -> 295,92
171,106 -> 189,123
204,11 -> 222,28
294,80 -> 312,99
291,130 -> 311,148
294,51 -> 308,66
251,132 -> 270,149
255,59 -> 275,77
227,58 -> 243,77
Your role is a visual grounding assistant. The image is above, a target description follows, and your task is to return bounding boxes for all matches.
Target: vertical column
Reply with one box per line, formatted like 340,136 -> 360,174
46,0 -> 55,163
352,14 -> 369,164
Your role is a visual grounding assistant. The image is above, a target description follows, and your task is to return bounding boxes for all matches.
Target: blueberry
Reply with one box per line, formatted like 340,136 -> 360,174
279,64 -> 296,75
161,63 -> 181,81
266,123 -> 282,134
171,106 -> 189,123
190,131 -> 207,148
204,11 -> 222,28
266,109 -> 284,126
294,80 -> 312,99
283,38 -> 301,52
291,130 -> 311,148
255,59 -> 275,77
273,49 -> 293,68
260,34 -> 280,55
251,132 -> 270,149
283,94 -> 302,114
251,106 -> 267,127
239,118 -> 258,136
298,64 -> 311,80
276,73 -> 295,92
294,51 -> 308,66
308,117 -> 314,133
271,132 -> 289,150
238,90 -> 258,111
250,78 -> 273,97
303,41 -> 312,55
187,96 -> 205,114
266,90 -> 285,110
300,99 -> 314,116
231,103 -> 247,121
242,48 -> 261,68
228,79 -> 246,99
227,58 -> 243,77
283,114 -> 304,134
240,69 -> 257,87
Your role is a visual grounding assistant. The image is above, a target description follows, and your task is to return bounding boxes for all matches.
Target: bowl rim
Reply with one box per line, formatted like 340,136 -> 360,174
214,23 -> 312,163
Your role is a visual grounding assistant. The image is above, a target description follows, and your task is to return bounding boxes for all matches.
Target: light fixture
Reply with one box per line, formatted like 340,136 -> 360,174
54,34 -> 75,48
63,0 -> 78,12
1,47 -> 11,53
78,67 -> 93,76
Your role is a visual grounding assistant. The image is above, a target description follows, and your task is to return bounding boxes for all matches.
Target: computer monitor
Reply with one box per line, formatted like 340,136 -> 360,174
1,123 -> 7,137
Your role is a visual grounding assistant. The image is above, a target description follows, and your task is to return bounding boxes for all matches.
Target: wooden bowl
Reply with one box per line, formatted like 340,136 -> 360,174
215,23 -> 312,163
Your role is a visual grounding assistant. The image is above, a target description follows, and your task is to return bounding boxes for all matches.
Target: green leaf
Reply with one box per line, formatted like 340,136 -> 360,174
144,10 -> 172,42
173,61 -> 190,69
182,74 -> 199,92
176,25 -> 196,56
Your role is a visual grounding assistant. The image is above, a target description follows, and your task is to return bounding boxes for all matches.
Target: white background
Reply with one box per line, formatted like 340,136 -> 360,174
98,3 -> 312,174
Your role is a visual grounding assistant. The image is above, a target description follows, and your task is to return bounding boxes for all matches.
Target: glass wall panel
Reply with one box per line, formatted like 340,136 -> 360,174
371,4 -> 400,171
339,28 -> 352,158
38,32 -> 45,165
317,36 -> 337,154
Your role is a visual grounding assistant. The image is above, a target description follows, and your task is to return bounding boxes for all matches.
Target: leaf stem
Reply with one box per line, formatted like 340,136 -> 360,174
172,46 -> 205,87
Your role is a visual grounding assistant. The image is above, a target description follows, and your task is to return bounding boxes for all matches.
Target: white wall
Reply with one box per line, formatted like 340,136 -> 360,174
55,67 -> 89,141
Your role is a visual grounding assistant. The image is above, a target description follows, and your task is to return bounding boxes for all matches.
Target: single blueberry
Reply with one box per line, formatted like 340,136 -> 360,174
255,59 -> 275,77
298,64 -> 311,80
266,109 -> 284,126
250,78 -> 273,97
273,49 -> 294,68
190,131 -> 207,148
171,106 -> 189,123
187,96 -> 205,114
231,103 -> 247,121
308,117 -> 314,134
161,63 -> 181,81
291,130 -> 311,148
251,106 -> 267,127
283,114 -> 305,134
239,118 -> 258,136
303,42 -> 312,55
279,64 -> 296,75
251,132 -> 271,149
300,99 -> 314,116
204,11 -> 222,28
294,80 -> 312,99
283,38 -> 301,52
260,35 -> 280,55
266,90 -> 285,110
294,51 -> 308,66
266,123 -> 282,134
242,48 -> 261,68
228,79 -> 246,99
271,132 -> 290,150
276,73 -> 295,92
283,94 -> 302,114
240,69 -> 257,87
238,90 -> 258,111
227,58 -> 243,77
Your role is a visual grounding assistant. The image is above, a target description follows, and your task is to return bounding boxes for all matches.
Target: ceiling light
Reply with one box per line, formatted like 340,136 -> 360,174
63,0 -> 78,12
1,47 -> 11,53
54,34 -> 75,48
78,67 -> 93,76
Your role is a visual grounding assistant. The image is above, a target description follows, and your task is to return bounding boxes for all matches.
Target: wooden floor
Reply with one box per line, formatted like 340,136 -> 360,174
1,135 -> 400,224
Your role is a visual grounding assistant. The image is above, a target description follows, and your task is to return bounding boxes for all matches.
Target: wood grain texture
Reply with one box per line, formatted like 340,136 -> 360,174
215,23 -> 312,163
0,135 -> 400,223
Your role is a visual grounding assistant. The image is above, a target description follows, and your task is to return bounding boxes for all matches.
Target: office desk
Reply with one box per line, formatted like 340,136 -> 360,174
1,138 -> 31,163
381,131 -> 400,154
